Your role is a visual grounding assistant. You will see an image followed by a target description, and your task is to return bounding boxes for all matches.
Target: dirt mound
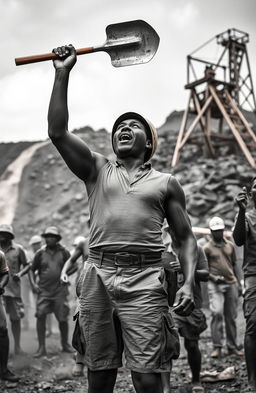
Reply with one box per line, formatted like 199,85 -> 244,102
1,111 -> 254,250
12,128 -> 112,248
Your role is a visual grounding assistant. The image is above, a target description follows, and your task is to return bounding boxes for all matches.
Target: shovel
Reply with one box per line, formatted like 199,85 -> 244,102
15,20 -> 159,67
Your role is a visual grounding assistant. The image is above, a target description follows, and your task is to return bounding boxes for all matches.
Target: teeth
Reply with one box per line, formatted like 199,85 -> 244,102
119,133 -> 131,141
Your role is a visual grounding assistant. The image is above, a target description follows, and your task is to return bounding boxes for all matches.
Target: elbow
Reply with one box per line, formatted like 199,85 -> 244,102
48,126 -> 67,143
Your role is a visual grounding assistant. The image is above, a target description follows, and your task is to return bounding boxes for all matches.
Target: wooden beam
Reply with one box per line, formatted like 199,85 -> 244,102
209,85 -> 256,168
171,91 -> 192,167
224,90 -> 256,144
179,95 -> 213,149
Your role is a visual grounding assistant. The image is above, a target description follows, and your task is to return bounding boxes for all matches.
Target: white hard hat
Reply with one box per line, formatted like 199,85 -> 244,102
29,235 -> 42,245
209,216 -> 225,231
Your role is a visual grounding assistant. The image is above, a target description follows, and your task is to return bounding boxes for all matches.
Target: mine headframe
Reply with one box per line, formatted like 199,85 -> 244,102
172,28 -> 256,168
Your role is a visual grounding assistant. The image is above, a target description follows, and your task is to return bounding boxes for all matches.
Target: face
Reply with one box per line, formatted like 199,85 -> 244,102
211,229 -> 224,242
112,119 -> 151,159
44,235 -> 59,247
31,242 -> 42,253
0,232 -> 12,243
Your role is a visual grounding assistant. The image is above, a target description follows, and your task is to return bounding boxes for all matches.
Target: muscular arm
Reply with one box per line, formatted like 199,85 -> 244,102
165,177 -> 198,314
233,208 -> 246,246
233,188 -> 248,246
165,177 -> 197,287
48,45 -> 108,184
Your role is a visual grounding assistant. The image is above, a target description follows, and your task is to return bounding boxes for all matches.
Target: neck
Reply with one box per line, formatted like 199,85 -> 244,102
118,156 -> 145,171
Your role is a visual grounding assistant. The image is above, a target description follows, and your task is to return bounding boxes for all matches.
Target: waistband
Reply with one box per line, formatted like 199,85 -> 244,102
89,249 -> 162,268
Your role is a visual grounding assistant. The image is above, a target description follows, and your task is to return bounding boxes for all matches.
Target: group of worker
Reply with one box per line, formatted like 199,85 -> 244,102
0,196 -> 255,393
1,42 -> 256,393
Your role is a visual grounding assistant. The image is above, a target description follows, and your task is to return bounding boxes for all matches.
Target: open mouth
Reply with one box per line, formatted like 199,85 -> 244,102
119,132 -> 132,142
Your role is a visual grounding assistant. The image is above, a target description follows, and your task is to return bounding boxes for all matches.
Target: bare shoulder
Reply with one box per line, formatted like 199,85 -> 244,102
166,175 -> 186,208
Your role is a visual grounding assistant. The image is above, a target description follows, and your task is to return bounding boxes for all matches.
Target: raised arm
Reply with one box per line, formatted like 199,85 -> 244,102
48,44 -> 108,183
233,187 -> 248,246
165,176 -> 198,316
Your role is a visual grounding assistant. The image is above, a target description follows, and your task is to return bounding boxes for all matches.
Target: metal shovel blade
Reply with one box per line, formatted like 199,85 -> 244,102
15,20 -> 159,67
100,20 -> 160,67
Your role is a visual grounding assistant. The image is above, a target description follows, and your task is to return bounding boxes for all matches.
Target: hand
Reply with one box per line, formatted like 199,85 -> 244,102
52,44 -> 77,71
215,275 -> 226,284
13,273 -> 21,282
169,260 -> 181,272
32,284 -> 41,295
60,273 -> 69,284
0,286 -> 4,295
235,187 -> 248,210
172,283 -> 195,316
238,280 -> 245,297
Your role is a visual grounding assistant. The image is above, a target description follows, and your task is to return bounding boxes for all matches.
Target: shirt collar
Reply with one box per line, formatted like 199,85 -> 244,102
115,160 -> 152,170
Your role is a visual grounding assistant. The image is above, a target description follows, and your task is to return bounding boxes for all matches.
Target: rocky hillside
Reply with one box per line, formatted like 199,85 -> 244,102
1,111 -> 255,250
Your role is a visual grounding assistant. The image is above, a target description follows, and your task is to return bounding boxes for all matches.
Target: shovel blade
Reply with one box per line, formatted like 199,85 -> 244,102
104,20 -> 160,67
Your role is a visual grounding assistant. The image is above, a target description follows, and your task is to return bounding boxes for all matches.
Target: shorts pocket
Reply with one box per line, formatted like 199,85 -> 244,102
161,312 -> 180,362
72,312 -> 85,355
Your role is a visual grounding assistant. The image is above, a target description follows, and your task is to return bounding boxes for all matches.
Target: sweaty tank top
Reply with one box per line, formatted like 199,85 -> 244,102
88,161 -> 172,253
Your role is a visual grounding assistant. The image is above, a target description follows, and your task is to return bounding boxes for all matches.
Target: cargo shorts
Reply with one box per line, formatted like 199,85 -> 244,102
174,308 -> 207,340
77,251 -> 180,373
36,294 -> 69,322
3,296 -> 24,321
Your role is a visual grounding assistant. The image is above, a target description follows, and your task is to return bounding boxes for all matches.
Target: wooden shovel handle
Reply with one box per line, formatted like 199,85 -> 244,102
15,47 -> 95,66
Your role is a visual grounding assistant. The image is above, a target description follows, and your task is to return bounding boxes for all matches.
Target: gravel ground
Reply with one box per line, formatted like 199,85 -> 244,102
1,299 -> 253,393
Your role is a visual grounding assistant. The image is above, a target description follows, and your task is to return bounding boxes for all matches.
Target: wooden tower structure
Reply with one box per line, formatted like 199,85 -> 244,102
172,28 -> 256,167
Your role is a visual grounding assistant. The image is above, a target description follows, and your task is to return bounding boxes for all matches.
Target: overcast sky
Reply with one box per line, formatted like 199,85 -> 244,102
1,0 -> 256,142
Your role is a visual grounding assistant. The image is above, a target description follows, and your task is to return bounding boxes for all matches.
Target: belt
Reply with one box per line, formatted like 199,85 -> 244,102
89,250 -> 162,267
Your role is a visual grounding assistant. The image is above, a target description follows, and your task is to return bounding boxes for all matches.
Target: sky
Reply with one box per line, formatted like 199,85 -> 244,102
1,0 -> 256,142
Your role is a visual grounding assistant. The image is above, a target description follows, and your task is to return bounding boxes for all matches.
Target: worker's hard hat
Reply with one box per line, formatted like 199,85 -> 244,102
209,216 -> 225,231
112,112 -> 158,162
41,226 -> 61,240
29,235 -> 42,245
0,224 -> 15,239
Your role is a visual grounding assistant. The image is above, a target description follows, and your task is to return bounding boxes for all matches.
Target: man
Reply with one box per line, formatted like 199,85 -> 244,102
47,44 -> 198,393
203,216 -> 243,358
161,226 -> 209,393
233,178 -> 256,391
30,226 -> 73,357
60,235 -> 89,377
0,250 -> 19,382
0,224 -> 28,355
20,236 -> 43,331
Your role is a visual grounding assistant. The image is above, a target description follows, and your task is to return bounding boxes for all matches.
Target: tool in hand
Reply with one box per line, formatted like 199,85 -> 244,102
15,20 -> 160,67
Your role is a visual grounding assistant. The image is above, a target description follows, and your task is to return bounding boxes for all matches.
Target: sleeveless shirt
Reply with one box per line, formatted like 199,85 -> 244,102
88,161 -> 172,253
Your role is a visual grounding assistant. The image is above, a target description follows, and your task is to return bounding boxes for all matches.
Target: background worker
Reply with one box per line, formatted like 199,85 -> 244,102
204,216 -> 243,358
161,225 -> 209,393
19,235 -> 43,331
30,226 -> 72,358
60,235 -> 89,377
0,250 -> 19,382
47,44 -> 198,393
0,224 -> 28,355
233,178 -> 256,391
